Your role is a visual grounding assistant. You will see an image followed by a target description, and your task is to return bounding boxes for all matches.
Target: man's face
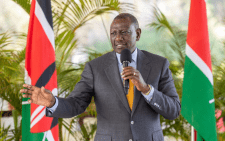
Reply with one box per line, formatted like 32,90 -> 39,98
110,18 -> 141,54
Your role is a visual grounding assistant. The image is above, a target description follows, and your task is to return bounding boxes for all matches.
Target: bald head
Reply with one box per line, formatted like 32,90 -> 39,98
113,13 -> 139,29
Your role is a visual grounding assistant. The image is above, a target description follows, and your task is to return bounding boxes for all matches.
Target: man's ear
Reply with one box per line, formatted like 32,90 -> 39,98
136,28 -> 141,41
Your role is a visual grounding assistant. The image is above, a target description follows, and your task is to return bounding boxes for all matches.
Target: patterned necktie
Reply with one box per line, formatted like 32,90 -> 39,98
126,80 -> 134,110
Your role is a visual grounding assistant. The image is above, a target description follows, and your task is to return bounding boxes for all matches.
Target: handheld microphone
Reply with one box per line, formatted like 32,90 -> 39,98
120,48 -> 132,95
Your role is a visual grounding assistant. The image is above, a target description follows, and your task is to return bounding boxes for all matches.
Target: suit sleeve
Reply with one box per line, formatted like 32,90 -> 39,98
146,59 -> 181,120
47,62 -> 94,118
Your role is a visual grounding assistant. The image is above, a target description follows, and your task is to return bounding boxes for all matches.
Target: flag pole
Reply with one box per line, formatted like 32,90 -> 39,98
191,126 -> 194,141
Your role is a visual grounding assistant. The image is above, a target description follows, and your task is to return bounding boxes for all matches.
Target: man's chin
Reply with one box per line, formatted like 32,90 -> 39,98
114,48 -> 126,54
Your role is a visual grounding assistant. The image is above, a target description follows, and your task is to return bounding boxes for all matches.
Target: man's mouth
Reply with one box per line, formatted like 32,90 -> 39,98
116,44 -> 126,48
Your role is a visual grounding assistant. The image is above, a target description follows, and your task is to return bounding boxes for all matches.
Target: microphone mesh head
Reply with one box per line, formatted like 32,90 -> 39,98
120,48 -> 132,63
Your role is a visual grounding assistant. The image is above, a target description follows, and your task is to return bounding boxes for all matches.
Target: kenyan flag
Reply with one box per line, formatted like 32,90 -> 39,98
181,0 -> 217,141
22,0 -> 58,140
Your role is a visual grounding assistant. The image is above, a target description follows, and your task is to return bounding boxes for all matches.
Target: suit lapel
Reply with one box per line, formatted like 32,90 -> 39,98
104,51 -> 131,114
103,49 -> 152,115
131,49 -> 152,117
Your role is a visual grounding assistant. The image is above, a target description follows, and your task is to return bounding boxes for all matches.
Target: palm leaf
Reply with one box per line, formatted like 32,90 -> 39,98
147,6 -> 187,66
0,124 -> 12,141
11,0 -> 31,14
0,32 -> 14,49
149,6 -> 175,35
0,32 -> 25,141
0,32 -> 25,114
52,0 -> 133,34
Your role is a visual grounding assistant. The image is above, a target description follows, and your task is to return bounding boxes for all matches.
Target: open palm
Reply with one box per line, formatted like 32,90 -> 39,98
20,84 -> 56,107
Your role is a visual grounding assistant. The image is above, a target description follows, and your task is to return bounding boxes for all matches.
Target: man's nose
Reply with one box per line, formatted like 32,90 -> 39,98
115,33 -> 123,41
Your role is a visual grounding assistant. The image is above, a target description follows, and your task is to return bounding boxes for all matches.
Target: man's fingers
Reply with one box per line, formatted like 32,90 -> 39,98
23,94 -> 32,98
41,86 -> 46,93
20,89 -> 32,94
122,66 -> 134,72
122,71 -> 138,76
23,84 -> 35,90
122,67 -> 137,77
22,83 -> 30,88
123,75 -> 137,80
122,70 -> 139,79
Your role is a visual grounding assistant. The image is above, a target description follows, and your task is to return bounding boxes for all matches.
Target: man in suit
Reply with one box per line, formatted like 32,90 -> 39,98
21,13 -> 181,141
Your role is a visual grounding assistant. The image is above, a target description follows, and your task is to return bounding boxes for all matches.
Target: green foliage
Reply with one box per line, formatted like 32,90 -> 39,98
0,32 -> 25,115
0,111 -> 21,141
11,0 -> 31,14
11,110 -> 21,141
0,111 -> 11,141
0,31 -> 25,141
62,117 -> 97,141
0,124 -> 11,141
214,61 -> 225,111
52,0 -> 133,35
213,58 -> 225,139
79,122 -> 97,141
148,6 -> 186,66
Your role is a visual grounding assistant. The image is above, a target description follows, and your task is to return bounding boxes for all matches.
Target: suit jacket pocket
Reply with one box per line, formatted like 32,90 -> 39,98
152,130 -> 164,141
95,133 -> 111,141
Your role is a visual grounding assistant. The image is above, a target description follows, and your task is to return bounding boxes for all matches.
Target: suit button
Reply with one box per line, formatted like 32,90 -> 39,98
129,139 -> 132,141
131,121 -> 134,124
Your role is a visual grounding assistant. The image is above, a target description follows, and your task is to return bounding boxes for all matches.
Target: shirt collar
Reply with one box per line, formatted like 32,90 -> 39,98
116,47 -> 137,65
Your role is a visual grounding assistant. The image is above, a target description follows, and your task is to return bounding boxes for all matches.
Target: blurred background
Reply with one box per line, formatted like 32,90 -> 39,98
0,0 -> 225,140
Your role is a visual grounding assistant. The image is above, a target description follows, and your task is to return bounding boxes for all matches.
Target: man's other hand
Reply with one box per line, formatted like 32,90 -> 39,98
20,84 -> 56,108
121,66 -> 150,94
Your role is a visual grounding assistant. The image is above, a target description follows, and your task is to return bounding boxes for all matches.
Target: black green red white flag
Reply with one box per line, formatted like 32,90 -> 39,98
22,0 -> 58,140
181,0 -> 217,141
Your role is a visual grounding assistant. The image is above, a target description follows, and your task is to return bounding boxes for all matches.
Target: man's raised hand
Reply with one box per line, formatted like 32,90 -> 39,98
20,84 -> 56,108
